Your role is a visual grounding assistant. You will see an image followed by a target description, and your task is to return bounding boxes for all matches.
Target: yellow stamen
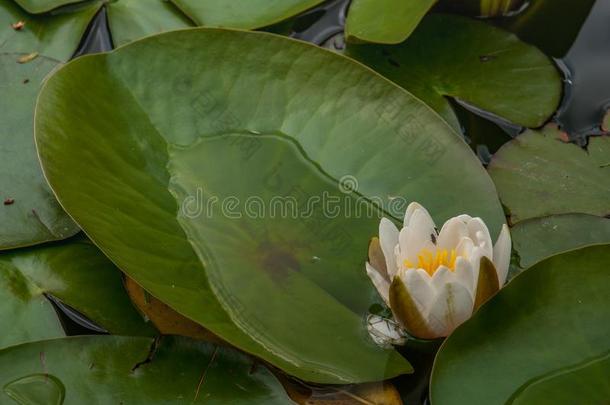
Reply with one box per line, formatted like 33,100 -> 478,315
404,248 -> 461,275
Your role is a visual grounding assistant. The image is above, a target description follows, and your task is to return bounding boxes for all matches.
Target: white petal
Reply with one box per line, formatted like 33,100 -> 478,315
425,282 -> 474,338
366,262 -> 390,305
493,224 -> 512,286
379,218 -> 399,279
403,202 -> 428,227
399,268 -> 435,314
457,214 -> 472,223
456,236 -> 475,258
467,245 -> 487,283
399,209 -> 437,263
467,218 -> 493,257
437,217 -> 468,250
454,257 -> 476,299
430,265 -> 454,291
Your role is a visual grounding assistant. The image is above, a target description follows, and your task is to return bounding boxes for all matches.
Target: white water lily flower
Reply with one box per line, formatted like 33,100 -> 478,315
366,202 -> 511,340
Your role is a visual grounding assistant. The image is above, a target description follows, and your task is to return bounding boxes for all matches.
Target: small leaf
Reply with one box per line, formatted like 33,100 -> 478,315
603,109 -> 610,132
473,256 -> 500,311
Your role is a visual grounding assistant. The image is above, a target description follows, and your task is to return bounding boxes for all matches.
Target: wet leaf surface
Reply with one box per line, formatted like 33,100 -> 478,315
0,53 -> 79,249
35,28 -> 504,383
345,0 -> 436,44
0,336 -> 293,404
346,14 -> 561,130
488,126 -> 610,223
13,0 -> 86,14
0,237 -> 155,349
431,245 -> 610,405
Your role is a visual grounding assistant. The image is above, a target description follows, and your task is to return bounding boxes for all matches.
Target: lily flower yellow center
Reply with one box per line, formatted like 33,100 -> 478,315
403,248 -> 461,275
365,202 -> 512,340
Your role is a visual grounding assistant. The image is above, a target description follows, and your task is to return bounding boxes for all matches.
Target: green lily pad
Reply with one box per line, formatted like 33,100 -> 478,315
1,0 -> 195,60
603,109 -> 610,132
170,0 -> 324,29
345,0 -> 436,44
346,14 -> 561,129
512,214 -> 610,269
431,244 -> 610,404
35,28 -> 504,383
0,236 -> 155,349
488,127 -> 610,223
0,336 -> 292,404
106,0 -> 193,47
0,0 -> 101,61
0,53 -> 79,249
12,0 -> 84,14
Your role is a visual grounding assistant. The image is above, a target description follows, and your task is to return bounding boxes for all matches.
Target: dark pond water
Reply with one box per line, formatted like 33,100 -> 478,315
60,1 -> 606,402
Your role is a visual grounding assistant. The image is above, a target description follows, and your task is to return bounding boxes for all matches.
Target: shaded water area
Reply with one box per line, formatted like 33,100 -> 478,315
59,2 -> 606,403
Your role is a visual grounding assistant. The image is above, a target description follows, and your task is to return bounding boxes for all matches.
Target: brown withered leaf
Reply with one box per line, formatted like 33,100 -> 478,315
124,276 -> 222,343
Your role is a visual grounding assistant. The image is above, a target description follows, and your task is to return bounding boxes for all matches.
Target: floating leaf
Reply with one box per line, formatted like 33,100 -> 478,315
0,336 -> 292,404
1,0 -> 194,60
35,28 -> 504,383
346,14 -> 561,129
488,126 -> 610,223
0,0 -> 101,61
603,109 -> 610,132
284,379 -> 403,405
0,237 -> 154,349
345,0 -> 436,44
106,0 -> 193,47
431,245 -> 610,404
170,0 -> 324,29
512,214 -> 610,270
0,53 -> 79,249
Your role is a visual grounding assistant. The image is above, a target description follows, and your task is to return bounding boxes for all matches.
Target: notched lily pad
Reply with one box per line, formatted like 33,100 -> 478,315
488,126 -> 610,223
346,14 -> 562,129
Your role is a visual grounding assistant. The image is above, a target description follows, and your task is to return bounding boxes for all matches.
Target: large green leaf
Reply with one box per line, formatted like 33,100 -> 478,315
0,53 -> 79,249
345,0 -> 436,44
512,214 -> 610,269
35,28 -> 504,383
430,245 -> 610,404
170,0 -> 324,29
0,236 -> 154,349
346,14 -> 561,129
488,127 -> 610,223
0,0 -> 100,61
0,336 -> 292,404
